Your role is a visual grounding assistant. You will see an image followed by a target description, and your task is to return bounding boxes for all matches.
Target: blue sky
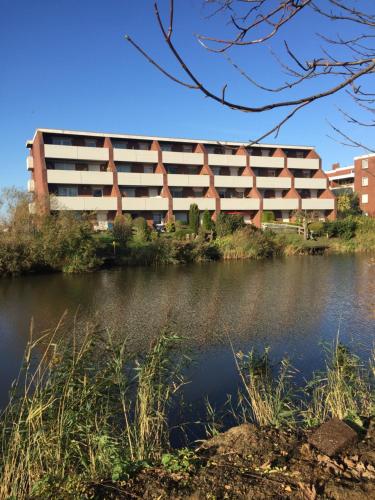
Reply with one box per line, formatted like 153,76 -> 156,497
0,0 -> 372,189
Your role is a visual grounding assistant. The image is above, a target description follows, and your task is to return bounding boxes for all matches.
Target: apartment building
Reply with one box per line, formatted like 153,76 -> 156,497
26,128 -> 336,229
326,153 -> 375,216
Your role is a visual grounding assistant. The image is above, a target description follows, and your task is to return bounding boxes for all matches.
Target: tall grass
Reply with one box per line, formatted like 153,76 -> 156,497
0,317 -> 184,499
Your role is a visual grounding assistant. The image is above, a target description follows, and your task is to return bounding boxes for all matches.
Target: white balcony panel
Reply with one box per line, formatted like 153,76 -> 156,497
122,197 -> 169,211
27,179 -> 35,192
117,173 -> 164,186
214,176 -> 253,188
113,149 -> 158,163
51,196 -> 117,211
263,198 -> 299,210
26,156 -> 34,170
250,156 -> 284,168
167,174 -> 209,187
256,177 -> 291,189
47,170 -> 113,185
301,198 -> 335,210
44,144 -> 109,161
208,154 -> 246,167
162,151 -> 204,165
288,158 -> 319,170
173,198 -> 216,211
220,198 -> 260,211
295,178 -> 327,189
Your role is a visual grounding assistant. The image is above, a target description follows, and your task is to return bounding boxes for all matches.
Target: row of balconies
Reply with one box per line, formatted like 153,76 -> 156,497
41,144 -> 320,169
45,170 -> 327,190
51,196 -> 334,212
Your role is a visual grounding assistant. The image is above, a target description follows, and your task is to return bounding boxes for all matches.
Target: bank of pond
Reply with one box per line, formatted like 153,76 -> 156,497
0,210 -> 374,276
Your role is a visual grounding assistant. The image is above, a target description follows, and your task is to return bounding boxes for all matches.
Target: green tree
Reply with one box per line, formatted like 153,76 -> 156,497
113,214 -> 133,245
216,213 -> 245,237
337,192 -> 361,217
188,204 -> 200,234
201,210 -> 214,231
133,217 -> 150,243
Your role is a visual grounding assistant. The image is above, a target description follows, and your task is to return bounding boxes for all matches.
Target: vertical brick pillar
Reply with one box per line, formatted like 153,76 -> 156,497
241,146 -> 263,226
104,137 -> 122,216
151,140 -> 173,221
281,148 -> 301,212
195,143 -> 220,220
31,131 -> 50,214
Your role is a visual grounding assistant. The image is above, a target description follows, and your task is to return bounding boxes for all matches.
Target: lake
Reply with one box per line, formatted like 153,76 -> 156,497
0,254 -> 374,424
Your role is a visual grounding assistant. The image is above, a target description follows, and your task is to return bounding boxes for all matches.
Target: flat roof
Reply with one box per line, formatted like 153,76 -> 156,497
325,165 -> 354,174
354,153 -> 375,160
27,127 -> 316,150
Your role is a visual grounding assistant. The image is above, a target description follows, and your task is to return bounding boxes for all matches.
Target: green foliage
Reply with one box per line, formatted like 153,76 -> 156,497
216,226 -> 277,259
113,214 -> 133,245
188,203 -> 200,234
165,219 -> 176,233
261,211 -> 275,223
337,192 -> 361,217
215,213 -> 245,237
161,449 -> 199,474
324,217 -> 357,240
201,209 -> 214,231
133,217 -> 150,243
308,221 -> 324,236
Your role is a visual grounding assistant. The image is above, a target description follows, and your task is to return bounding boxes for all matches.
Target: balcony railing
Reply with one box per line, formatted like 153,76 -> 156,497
47,170 -> 113,185
44,145 -> 109,162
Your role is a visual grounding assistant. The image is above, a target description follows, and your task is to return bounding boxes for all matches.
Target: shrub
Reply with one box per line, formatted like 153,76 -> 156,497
324,217 -> 357,240
215,213 -> 245,237
308,221 -> 324,236
133,217 -> 150,243
165,220 -> 176,233
261,211 -> 275,223
188,203 -> 200,234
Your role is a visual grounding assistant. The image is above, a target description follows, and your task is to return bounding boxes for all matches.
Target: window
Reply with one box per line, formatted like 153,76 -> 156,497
167,165 -> 179,174
170,188 -> 183,198
362,177 -> 369,187
161,143 -> 172,152
88,164 -> 100,172
295,151 -> 304,159
122,188 -> 135,197
113,141 -> 127,149
218,189 -> 228,198
117,164 -> 131,173
55,162 -> 75,170
52,137 -> 72,146
138,142 -> 149,150
268,169 -> 276,177
182,144 -> 193,153
192,188 -> 203,197
235,188 -> 245,198
212,167 -> 220,176
175,212 -> 188,223
144,165 -> 154,173
58,186 -> 78,196
152,213 -> 163,224
149,188 -> 159,197
230,168 -> 239,176
85,138 -> 97,147
302,170 -> 310,178
261,149 -> 270,157
362,159 -> 368,169
224,147 -> 233,155
92,188 -> 103,197
362,194 -> 368,204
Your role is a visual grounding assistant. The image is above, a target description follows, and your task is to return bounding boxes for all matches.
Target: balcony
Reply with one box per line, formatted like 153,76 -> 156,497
122,197 -> 169,211
172,198 -> 216,211
263,198 -> 299,210
250,156 -> 284,168
27,179 -> 35,192
44,144 -> 109,162
26,156 -> 34,170
162,151 -> 204,165
220,198 -> 260,211
214,176 -> 253,188
113,149 -> 158,163
287,158 -> 319,170
301,198 -> 335,210
117,172 -> 164,186
168,174 -> 209,187
47,170 -> 113,185
51,196 -> 117,211
256,177 -> 291,189
295,178 -> 327,190
208,154 -> 246,167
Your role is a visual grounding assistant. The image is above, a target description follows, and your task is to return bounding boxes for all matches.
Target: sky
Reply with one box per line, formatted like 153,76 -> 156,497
0,0 -> 373,189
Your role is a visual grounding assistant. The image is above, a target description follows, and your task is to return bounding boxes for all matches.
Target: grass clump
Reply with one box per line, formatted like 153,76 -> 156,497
0,318 -> 185,499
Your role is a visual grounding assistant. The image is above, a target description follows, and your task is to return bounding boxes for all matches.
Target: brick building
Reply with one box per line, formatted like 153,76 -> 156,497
27,128 -> 336,229
326,153 -> 375,216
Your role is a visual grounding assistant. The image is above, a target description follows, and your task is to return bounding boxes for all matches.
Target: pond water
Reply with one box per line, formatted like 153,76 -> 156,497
0,255 -> 374,426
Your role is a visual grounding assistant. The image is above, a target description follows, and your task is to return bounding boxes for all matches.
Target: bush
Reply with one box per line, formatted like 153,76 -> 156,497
113,214 -> 133,245
165,220 -> 176,233
133,217 -> 150,243
216,226 -> 277,259
261,211 -> 275,223
308,221 -> 324,236
215,213 -> 245,237
188,204 -> 200,234
201,210 -> 214,232
324,217 -> 357,240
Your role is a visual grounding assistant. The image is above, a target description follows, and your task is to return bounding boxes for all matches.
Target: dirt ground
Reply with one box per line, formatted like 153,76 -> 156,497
92,419 -> 375,499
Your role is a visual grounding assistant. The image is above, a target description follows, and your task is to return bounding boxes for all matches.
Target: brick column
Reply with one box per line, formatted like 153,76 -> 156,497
104,137 -> 122,216
281,148 -> 301,211
195,143 -> 220,220
31,131 -> 50,213
151,140 -> 173,221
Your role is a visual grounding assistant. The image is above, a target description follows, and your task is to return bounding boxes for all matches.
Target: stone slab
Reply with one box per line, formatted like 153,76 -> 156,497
308,418 -> 358,457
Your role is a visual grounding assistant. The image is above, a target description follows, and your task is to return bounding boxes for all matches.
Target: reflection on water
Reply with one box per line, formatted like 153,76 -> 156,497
0,255 -> 374,410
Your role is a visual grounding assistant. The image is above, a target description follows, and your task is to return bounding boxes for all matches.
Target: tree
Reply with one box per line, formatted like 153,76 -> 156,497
127,1 -> 374,151
337,192 -> 361,217
113,214 -> 133,245
189,203 -> 200,234
133,216 -> 150,242
201,209 -> 214,231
